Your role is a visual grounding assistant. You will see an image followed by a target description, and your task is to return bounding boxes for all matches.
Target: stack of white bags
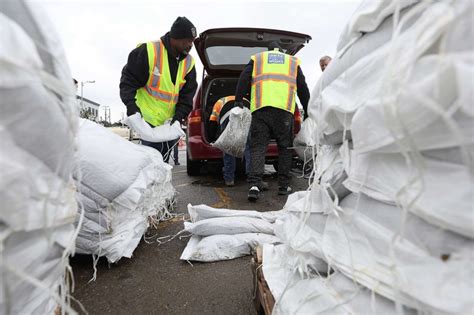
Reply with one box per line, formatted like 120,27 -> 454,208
264,1 -> 474,314
0,1 -> 78,313
180,204 -> 282,262
74,119 -> 176,263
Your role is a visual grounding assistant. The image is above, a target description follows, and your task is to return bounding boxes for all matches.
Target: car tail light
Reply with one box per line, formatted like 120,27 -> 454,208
294,109 -> 302,134
187,109 -> 202,135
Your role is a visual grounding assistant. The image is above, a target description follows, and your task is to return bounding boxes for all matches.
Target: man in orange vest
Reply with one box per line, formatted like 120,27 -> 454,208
208,96 -> 251,187
120,17 -> 198,163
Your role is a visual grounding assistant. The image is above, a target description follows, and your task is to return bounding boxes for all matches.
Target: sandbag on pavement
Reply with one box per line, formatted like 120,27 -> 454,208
181,204 -> 281,262
74,119 -> 175,263
180,234 -> 280,262
183,217 -> 274,236
187,203 -> 283,223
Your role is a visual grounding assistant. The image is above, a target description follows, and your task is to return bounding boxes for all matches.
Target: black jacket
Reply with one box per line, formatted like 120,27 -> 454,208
235,59 -> 310,118
119,32 -> 198,123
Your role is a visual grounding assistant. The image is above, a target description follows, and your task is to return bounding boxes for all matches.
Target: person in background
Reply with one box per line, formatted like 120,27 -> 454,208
208,96 -> 251,187
119,17 -> 198,163
235,41 -> 310,202
319,55 -> 332,72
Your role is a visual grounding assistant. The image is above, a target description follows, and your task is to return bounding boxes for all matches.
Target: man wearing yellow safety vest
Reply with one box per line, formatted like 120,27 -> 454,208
120,17 -> 198,162
235,41 -> 310,202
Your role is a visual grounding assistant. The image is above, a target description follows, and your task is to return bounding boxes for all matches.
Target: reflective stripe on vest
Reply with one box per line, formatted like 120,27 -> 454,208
210,95 -> 236,124
135,40 -> 195,126
250,50 -> 299,114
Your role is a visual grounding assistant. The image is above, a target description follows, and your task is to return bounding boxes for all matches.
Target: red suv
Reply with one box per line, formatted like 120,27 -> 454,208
186,28 -> 311,176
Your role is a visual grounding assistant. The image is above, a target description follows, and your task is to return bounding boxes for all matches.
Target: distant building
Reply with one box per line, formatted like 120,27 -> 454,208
76,95 -> 100,121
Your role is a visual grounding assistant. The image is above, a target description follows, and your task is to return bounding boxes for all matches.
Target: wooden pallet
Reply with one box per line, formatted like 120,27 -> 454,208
251,246 -> 275,315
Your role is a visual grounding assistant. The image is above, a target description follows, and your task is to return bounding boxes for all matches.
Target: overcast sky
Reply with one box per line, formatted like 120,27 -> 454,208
34,0 -> 360,122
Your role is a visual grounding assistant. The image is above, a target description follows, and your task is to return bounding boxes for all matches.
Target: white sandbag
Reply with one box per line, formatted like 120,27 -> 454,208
311,1 -> 466,144
74,119 -> 176,262
187,204 -> 282,223
274,210 -> 327,261
0,15 -> 77,180
0,132 -> 77,232
212,107 -> 251,157
310,4 -> 422,112
351,53 -> 474,154
263,244 -> 328,291
316,144 -> 351,199
273,272 -> 416,315
183,217 -> 274,236
336,0 -> 418,53
320,193 -> 474,314
122,112 -> 184,142
75,119 -> 174,208
1,225 -> 76,315
75,211 -> 147,263
343,149 -> 474,238
0,1 -> 78,313
293,118 -> 317,161
180,233 -> 280,262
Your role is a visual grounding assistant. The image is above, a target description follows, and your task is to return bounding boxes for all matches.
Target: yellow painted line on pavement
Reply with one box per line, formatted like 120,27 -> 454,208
175,183 -> 192,188
173,170 -> 188,173
212,187 -> 232,208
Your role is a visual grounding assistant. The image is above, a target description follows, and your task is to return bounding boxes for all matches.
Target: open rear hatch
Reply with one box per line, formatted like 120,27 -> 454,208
194,28 -> 311,76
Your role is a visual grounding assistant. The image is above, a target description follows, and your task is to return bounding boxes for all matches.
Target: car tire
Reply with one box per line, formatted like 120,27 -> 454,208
187,151 -> 201,176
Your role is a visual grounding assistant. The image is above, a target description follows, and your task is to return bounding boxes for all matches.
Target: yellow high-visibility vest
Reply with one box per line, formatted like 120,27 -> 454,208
250,50 -> 299,114
135,41 -> 195,126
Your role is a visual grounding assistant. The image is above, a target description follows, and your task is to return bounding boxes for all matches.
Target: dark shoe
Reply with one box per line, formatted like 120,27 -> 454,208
174,162 -> 180,166
260,181 -> 269,191
248,186 -> 260,202
278,186 -> 292,195
225,180 -> 235,187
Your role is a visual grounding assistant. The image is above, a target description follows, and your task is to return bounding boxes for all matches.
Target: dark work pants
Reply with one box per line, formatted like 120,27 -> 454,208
173,142 -> 179,164
248,107 -> 294,189
141,139 -> 177,163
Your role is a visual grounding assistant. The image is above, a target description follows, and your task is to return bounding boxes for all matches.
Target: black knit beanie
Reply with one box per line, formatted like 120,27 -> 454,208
170,17 -> 197,39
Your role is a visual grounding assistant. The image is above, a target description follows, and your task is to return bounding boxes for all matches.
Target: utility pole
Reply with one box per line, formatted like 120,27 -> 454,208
80,80 -> 95,111
103,106 -> 110,124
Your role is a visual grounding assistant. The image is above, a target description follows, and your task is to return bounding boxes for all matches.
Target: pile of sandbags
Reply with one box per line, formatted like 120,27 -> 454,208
0,1 -> 78,313
263,1 -> 474,314
180,204 -> 281,262
74,119 -> 176,263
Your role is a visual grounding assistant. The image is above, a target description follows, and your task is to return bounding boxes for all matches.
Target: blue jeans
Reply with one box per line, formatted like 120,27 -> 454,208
222,139 -> 251,182
220,119 -> 251,182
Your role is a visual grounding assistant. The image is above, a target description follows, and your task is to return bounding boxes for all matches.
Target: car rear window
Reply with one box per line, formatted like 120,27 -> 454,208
205,46 -> 267,66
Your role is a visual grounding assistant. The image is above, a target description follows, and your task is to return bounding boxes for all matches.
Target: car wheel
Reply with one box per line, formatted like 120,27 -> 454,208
187,151 -> 201,176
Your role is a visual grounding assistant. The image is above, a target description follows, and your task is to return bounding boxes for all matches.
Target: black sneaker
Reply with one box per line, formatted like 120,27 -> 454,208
248,186 -> 260,202
278,186 -> 292,195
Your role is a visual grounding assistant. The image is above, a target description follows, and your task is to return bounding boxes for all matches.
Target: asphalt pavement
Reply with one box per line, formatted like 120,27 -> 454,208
70,147 -> 310,314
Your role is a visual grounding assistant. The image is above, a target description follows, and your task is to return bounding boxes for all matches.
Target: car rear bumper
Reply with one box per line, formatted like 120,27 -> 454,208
187,135 -> 282,161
